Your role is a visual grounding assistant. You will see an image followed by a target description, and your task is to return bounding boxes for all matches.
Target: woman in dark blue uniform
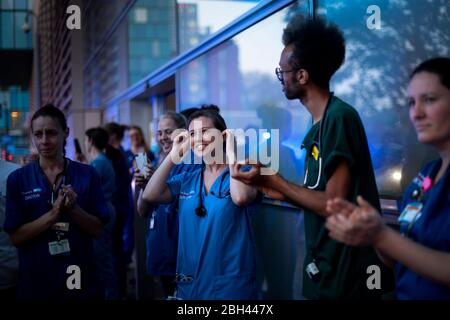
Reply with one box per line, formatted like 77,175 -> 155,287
142,107 -> 261,300
325,58 -> 450,299
4,104 -> 109,299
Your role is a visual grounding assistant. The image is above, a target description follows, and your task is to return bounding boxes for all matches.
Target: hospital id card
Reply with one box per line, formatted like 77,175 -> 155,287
398,202 -> 423,224
48,239 -> 70,256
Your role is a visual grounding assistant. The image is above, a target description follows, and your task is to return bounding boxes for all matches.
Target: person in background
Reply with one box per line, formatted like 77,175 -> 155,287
104,122 -> 135,298
126,125 -> 155,170
85,127 -> 119,299
325,57 -> 450,300
4,104 -> 108,299
135,111 -> 199,298
0,160 -> 20,300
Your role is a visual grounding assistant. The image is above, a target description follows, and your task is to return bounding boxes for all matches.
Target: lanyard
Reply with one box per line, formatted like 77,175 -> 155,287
400,173 -> 434,237
303,93 -> 333,189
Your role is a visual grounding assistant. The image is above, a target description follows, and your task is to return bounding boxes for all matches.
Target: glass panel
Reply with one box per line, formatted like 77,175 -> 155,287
0,11 -> 14,48
177,0 -> 263,52
0,0 -> 14,9
14,12 -> 28,48
14,0 -> 27,10
127,0 -> 177,85
317,0 -> 450,197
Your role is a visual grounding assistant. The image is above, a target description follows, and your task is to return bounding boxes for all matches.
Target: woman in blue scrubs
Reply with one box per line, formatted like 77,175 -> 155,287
135,111 -> 199,298
325,58 -> 450,299
4,104 -> 109,299
85,127 -> 118,299
142,106 -> 260,300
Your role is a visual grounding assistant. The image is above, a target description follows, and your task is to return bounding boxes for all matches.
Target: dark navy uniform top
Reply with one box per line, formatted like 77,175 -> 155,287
396,159 -> 450,300
4,159 -> 110,299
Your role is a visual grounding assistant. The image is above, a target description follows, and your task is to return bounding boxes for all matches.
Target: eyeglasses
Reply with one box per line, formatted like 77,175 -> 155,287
275,67 -> 297,82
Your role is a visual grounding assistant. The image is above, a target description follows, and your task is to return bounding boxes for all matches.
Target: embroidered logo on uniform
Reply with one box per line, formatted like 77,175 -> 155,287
179,190 -> 195,199
22,188 -> 43,201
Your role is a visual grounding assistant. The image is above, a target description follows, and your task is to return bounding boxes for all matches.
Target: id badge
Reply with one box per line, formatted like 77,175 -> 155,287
306,261 -> 320,280
398,202 -> 423,224
149,211 -> 156,230
48,239 -> 71,256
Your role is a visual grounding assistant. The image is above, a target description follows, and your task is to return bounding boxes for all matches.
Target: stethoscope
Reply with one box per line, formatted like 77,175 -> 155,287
195,168 -> 207,217
195,165 -> 229,217
302,93 -> 333,190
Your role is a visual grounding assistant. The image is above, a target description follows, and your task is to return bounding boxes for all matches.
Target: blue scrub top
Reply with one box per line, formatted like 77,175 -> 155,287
167,166 -> 260,300
146,163 -> 201,276
4,159 -> 110,299
395,159 -> 450,300
90,153 -> 116,202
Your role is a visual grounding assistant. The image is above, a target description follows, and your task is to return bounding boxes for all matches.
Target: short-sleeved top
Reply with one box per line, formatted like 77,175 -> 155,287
4,159 -> 110,299
90,153 -> 116,202
0,160 -> 20,289
301,94 -> 389,299
145,163 -> 201,276
395,159 -> 450,300
167,166 -> 259,300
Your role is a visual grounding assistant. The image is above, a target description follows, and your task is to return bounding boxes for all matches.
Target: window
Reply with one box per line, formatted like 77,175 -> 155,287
134,7 -> 148,24
0,2 -> 32,49
317,0 -> 450,197
177,0 -> 263,52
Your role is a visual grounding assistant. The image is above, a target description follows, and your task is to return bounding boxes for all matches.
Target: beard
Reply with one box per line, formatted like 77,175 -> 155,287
284,84 -> 306,100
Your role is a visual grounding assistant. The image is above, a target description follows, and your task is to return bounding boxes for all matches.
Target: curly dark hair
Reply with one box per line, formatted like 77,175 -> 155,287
282,16 -> 345,89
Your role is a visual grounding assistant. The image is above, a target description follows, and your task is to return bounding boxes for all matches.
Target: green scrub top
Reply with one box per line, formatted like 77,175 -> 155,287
301,94 -> 392,299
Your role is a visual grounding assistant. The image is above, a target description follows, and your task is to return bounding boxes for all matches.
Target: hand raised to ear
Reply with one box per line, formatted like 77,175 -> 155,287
170,131 -> 190,164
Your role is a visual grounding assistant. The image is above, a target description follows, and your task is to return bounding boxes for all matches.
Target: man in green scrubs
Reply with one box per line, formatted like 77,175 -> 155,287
232,16 -> 393,299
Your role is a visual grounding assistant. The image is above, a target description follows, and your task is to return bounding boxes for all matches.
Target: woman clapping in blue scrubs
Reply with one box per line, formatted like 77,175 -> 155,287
325,58 -> 450,300
142,107 -> 260,300
4,104 -> 109,299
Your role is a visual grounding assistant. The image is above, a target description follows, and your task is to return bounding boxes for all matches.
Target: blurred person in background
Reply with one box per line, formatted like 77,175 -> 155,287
135,111 -> 200,298
0,159 -> 20,300
104,122 -> 135,298
85,127 -> 118,299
